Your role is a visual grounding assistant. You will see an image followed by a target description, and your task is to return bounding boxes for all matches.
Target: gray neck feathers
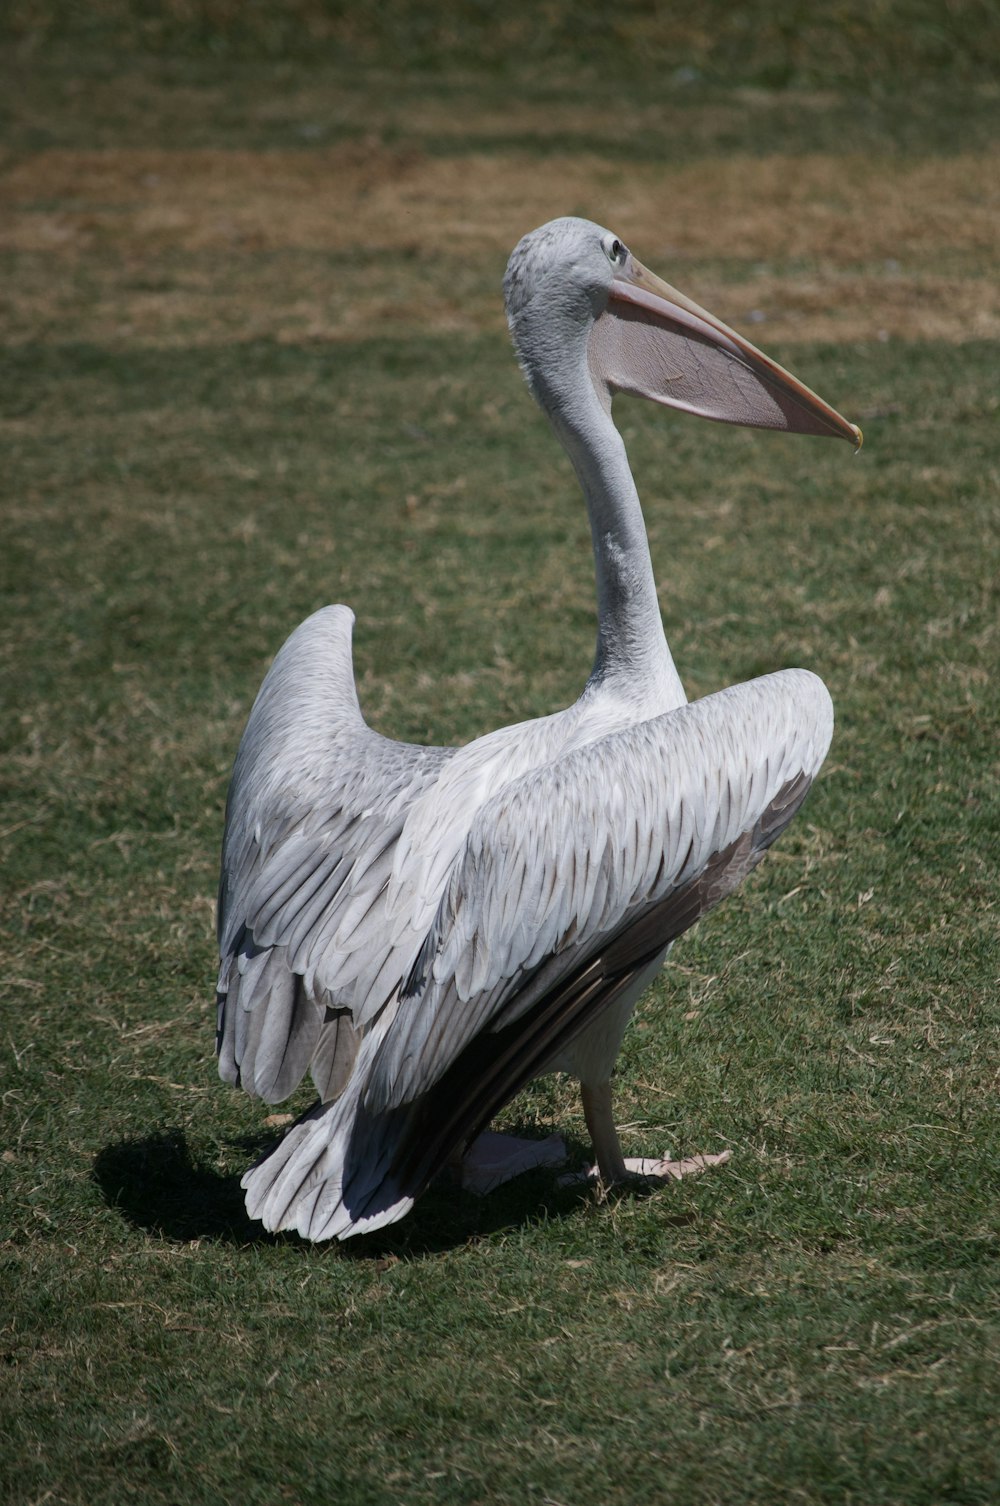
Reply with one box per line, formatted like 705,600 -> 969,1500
510,298 -> 681,696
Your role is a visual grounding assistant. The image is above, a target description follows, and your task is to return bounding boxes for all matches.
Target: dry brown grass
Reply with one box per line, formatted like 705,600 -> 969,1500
3,143 -> 998,347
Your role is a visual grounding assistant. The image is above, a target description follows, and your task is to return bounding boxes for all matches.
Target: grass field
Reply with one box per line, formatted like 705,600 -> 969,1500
2,7 -> 999,1504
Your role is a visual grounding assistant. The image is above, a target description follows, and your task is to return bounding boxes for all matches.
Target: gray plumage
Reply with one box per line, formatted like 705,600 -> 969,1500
216,217 -> 858,1240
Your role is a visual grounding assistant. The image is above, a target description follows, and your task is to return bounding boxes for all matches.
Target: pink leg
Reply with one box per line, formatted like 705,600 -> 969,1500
572,1079 -> 731,1186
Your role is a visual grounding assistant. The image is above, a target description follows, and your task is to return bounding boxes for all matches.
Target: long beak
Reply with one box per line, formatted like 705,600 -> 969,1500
599,255 -> 862,447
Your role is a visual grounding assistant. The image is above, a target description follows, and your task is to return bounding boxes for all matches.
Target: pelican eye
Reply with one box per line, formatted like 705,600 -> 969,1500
604,235 -> 626,265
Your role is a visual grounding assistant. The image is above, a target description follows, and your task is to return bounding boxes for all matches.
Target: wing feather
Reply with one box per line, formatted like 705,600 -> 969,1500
240,668 -> 832,1239
368,668 -> 832,1114
216,605 -> 455,1099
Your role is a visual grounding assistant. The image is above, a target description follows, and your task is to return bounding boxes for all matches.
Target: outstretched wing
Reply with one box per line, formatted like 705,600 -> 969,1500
367,668 -> 833,1122
241,667 -> 833,1241
216,604 -> 455,1103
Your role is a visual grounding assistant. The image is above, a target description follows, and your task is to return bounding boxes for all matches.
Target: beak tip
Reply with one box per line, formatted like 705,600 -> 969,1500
851,423 -> 864,451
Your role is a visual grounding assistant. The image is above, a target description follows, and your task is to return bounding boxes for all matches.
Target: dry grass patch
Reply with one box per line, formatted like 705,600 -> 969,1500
5,144 -> 998,260
3,145 -> 998,347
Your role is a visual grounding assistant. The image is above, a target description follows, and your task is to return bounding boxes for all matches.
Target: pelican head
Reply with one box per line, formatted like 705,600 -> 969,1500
505,216 -> 861,446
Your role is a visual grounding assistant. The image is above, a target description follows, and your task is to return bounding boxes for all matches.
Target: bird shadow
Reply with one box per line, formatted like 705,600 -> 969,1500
91,1126 -> 623,1259
94,1129 -> 277,1247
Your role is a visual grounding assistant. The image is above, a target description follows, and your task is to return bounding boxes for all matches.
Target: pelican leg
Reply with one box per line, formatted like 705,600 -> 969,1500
581,1079 -> 629,1182
449,1129 -> 568,1196
574,1079 -> 731,1185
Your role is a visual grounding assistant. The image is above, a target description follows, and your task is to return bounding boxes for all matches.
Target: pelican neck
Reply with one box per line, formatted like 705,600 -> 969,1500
553,388 -> 684,703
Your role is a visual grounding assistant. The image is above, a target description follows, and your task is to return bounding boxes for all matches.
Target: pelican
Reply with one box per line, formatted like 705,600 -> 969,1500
216,217 -> 859,1241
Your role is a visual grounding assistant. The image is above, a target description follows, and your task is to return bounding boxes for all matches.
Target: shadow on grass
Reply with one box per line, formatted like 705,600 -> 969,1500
92,1126 -> 617,1257
93,1129 -> 274,1245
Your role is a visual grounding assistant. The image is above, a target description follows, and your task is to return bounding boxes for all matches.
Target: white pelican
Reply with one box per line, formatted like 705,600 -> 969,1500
216,217 -> 859,1241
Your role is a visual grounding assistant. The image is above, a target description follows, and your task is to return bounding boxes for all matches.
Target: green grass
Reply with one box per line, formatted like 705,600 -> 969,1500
3,12 -> 1000,1505
5,0 -> 1000,83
